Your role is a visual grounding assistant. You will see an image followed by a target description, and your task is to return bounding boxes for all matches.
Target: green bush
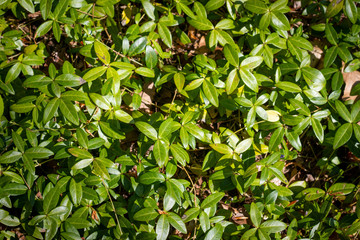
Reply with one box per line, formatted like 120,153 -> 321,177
0,0 -> 360,239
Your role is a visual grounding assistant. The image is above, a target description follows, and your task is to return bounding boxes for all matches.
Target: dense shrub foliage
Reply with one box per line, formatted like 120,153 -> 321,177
0,0 -> 360,239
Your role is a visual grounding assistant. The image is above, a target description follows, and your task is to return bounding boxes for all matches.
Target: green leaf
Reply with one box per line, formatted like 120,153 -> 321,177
0,95 -> 3,118
76,128 -> 88,149
23,75 -> 52,88
226,69 -> 240,95
311,118 -> 324,143
260,220 -> 287,233
234,138 -> 253,154
324,46 -> 338,68
53,0 -> 70,19
244,0 -> 268,14
35,20 -> 53,38
12,131 -> 25,153
93,158 -> 110,180
335,100 -> 352,122
302,67 -> 326,91
158,22 -> 172,48
285,130 -> 302,151
68,148 -> 93,159
205,0 -> 225,11
325,24 -> 338,45
135,67 -> 155,78
83,66 -> 107,82
66,217 -> 92,229
114,109 -> 134,124
138,172 -> 165,185
141,0 -> 156,20
25,147 -> 53,159
210,143 -> 233,155
89,93 -> 111,110
0,215 -> 20,227
22,154 -> 35,175
43,186 -> 60,214
250,202 -> 261,228
241,56 -> 263,69
224,44 -> 239,67
201,192 -> 225,209
133,208 -> 159,221
302,187 -> 325,201
168,212 -> 187,234
55,74 -> 83,87
48,206 -> 68,216
170,143 -> 189,166
156,214 -> 170,240
43,98 -> 59,123
325,0 -> 344,18
94,41 -> 110,65
188,17 -> 214,30
40,0 -> 52,20
259,12 -> 271,29
289,98 -> 311,116
275,81 -> 302,93
18,0 -> 35,13
288,37 -> 313,51
328,183 -> 355,195
202,80 -> 219,107
240,69 -> 258,92
269,166 -> 288,184
269,127 -> 284,152
69,178 -> 82,206
128,37 -> 147,56
333,123 -> 353,149
0,151 -> 22,164
5,62 -> 22,84
135,121 -> 158,140
145,45 -> 157,69
10,102 -> 35,113
72,158 -> 93,170
215,19 -> 235,30
59,99 -> 79,125
183,207 -> 201,222
270,11 -> 290,30
199,211 -> 210,232
174,72 -> 185,92
204,223 -> 223,240
345,0 -> 358,24
153,139 -> 169,167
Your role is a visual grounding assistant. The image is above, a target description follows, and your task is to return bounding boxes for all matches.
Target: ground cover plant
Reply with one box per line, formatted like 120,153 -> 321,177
0,0 -> 360,239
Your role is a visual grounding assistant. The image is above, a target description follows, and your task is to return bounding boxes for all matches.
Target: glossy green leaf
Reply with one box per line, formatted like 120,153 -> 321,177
40,0 -> 52,20
260,220 -> 287,233
94,41 -> 110,65
25,147 -> 53,159
18,0 -> 35,13
250,202 -> 261,228
133,208 -> 159,222
128,37 -> 147,56
244,0 -> 268,14
59,99 -> 79,125
43,98 -> 59,123
138,172 -> 165,185
0,151 -> 22,164
333,123 -> 353,149
156,214 -> 169,240
135,121 -> 158,140
201,192 -> 225,209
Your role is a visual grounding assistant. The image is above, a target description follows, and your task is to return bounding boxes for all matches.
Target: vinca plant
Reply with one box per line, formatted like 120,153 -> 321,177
0,0 -> 360,239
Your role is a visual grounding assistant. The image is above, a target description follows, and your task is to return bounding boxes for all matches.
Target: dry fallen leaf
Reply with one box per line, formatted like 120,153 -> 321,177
139,82 -> 155,113
342,70 -> 360,101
